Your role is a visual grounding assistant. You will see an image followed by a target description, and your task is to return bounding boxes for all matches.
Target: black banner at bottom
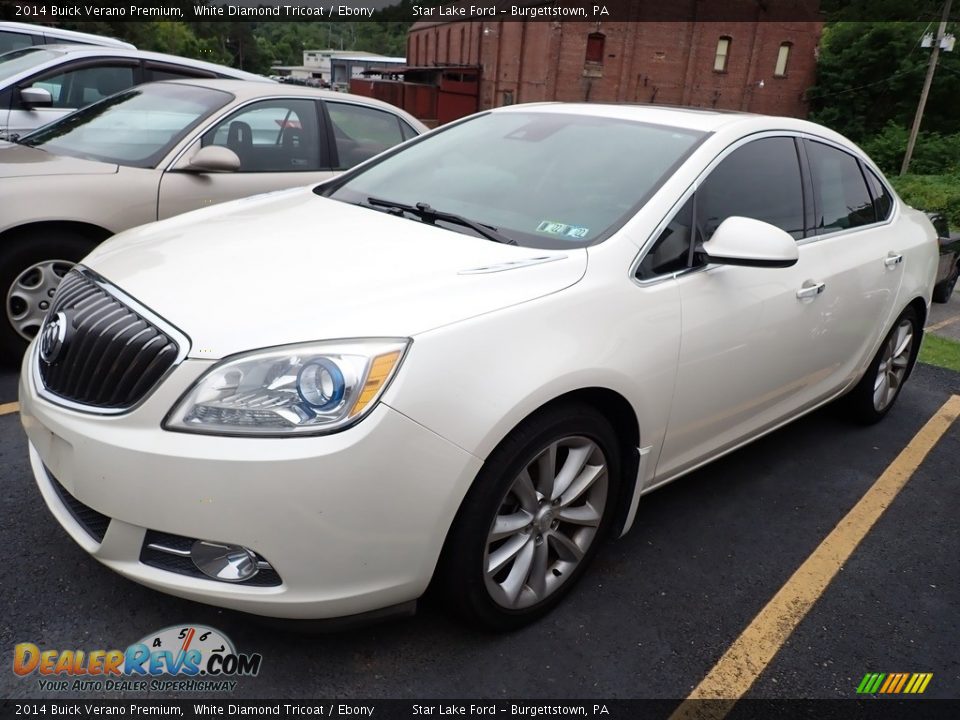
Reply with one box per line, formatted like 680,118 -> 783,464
3,699 -> 960,720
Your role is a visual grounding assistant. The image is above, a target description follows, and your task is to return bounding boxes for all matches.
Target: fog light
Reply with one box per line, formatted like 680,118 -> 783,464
190,540 -> 259,583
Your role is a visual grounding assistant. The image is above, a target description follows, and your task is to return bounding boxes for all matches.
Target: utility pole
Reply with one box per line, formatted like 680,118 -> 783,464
901,0 -> 953,175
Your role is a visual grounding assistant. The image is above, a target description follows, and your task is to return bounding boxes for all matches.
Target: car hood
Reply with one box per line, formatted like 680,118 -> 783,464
84,187 -> 588,359
0,142 -> 118,178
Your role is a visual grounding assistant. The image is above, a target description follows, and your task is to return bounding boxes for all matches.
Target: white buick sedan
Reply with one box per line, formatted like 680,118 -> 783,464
19,104 -> 937,629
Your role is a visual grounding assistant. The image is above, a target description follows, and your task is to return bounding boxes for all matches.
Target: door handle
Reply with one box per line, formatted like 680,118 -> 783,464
884,252 -> 904,268
796,280 -> 826,299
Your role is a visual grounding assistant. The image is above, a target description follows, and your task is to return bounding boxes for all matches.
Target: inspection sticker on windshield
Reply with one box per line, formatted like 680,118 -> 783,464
536,221 -> 590,239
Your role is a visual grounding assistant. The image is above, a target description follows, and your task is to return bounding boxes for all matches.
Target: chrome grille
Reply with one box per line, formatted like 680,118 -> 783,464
36,269 -> 186,412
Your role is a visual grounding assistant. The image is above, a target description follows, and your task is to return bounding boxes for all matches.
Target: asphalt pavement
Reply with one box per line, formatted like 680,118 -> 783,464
0,359 -> 957,702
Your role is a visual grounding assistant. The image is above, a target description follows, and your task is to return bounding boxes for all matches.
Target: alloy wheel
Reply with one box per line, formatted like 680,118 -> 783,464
873,318 -> 914,412
483,435 -> 608,610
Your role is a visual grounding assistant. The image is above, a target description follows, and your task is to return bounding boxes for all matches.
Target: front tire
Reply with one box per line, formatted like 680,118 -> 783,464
0,233 -> 96,367
435,403 -> 622,630
843,307 -> 920,425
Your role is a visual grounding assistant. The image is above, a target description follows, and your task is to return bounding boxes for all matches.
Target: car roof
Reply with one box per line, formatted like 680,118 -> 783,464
488,101 -> 856,146
0,21 -> 135,49
19,44 -> 271,83
155,78 -> 428,129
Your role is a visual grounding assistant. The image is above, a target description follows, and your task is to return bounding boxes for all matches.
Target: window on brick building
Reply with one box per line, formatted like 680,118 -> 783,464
460,28 -> 465,64
775,42 -> 792,77
585,33 -> 605,64
714,37 -> 731,72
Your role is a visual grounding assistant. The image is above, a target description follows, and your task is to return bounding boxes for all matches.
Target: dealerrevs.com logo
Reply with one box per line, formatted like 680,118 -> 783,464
13,625 -> 262,692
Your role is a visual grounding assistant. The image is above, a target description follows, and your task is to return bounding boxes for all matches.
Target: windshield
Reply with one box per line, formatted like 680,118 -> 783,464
21,83 -> 233,168
0,47 -> 60,82
322,111 -> 706,248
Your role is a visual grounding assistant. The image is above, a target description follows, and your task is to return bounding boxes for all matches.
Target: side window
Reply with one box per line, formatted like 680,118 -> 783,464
806,141 -> 877,233
31,64 -> 135,109
864,167 -> 894,222
697,137 -> 806,240
637,197 -> 695,280
202,99 -> 321,172
326,101 -> 406,169
0,31 -> 33,55
146,65 -> 215,82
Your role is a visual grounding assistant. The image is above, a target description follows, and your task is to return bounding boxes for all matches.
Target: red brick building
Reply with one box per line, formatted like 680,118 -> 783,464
406,13 -> 823,119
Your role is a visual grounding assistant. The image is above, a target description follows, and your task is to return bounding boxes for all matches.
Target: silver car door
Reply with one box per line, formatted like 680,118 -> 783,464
158,97 -> 336,220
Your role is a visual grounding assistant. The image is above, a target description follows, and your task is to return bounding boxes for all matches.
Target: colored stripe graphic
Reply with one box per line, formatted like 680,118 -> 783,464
857,673 -> 932,694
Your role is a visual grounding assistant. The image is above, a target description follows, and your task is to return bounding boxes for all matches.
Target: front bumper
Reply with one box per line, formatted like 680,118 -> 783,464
19,350 -> 482,619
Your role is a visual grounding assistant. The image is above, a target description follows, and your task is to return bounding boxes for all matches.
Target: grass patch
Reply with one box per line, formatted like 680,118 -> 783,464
919,334 -> 960,373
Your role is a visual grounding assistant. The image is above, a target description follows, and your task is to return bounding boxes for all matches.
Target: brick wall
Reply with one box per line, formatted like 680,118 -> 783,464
408,19 -> 823,119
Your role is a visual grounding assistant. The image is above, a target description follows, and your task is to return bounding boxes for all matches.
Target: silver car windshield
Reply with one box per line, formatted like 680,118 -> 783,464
21,83 -> 232,168
324,111 -> 706,248
0,47 -> 60,82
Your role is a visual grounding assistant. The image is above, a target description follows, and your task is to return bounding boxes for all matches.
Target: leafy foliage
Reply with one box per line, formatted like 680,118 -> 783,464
862,122 -> 960,175
808,22 -> 960,142
890,173 -> 960,227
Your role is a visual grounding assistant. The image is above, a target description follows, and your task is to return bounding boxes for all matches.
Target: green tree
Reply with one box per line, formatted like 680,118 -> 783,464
808,22 -> 960,142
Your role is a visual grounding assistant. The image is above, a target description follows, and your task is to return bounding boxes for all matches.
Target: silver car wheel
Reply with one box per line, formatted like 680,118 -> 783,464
483,435 -> 608,610
873,318 -> 914,412
5,260 -> 72,341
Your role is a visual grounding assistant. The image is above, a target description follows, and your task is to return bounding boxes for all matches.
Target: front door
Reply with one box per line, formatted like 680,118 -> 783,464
8,61 -> 138,135
157,97 -> 336,220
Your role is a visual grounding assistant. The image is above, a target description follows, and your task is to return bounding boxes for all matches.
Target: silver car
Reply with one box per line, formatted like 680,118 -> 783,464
0,44 -> 269,137
0,79 -> 427,363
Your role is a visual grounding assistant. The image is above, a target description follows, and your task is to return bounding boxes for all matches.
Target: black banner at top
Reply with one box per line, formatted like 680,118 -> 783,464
0,0 -> 956,23
3,699 -> 960,720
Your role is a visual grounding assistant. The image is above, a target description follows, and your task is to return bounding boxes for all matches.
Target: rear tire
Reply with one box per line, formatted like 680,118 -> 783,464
843,307 -> 920,425
434,403 -> 622,631
0,233 -> 96,368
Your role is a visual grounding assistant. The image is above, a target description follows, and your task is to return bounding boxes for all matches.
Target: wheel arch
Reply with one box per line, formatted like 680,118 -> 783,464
906,295 -> 927,329
435,385 -> 643,571
0,220 -> 114,248
530,387 -> 642,535
427,384 -> 644,610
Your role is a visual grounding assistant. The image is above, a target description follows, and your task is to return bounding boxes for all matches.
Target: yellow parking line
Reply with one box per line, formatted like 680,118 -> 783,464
926,313 -> 960,332
670,394 -> 960,720
0,401 -> 19,416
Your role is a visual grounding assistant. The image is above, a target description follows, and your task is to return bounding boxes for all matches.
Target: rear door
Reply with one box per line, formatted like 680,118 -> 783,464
798,139 -> 903,378
323,99 -> 419,169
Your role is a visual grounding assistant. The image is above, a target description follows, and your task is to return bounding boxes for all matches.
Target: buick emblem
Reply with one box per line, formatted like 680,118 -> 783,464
39,311 -> 68,365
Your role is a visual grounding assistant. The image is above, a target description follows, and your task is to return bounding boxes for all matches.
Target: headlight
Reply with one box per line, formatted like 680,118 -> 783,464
164,339 -> 409,436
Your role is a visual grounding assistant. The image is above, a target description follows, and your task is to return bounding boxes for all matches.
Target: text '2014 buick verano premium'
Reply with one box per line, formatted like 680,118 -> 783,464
19,104 -> 938,629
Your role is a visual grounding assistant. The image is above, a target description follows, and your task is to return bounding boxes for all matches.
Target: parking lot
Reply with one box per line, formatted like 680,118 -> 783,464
1,347 -> 958,702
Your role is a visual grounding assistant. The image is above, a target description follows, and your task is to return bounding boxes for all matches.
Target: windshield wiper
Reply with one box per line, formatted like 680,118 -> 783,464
365,196 -> 517,245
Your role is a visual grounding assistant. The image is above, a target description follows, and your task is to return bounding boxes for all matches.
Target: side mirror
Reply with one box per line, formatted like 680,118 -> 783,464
701,216 -> 799,268
186,145 -> 240,173
20,87 -> 52,109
